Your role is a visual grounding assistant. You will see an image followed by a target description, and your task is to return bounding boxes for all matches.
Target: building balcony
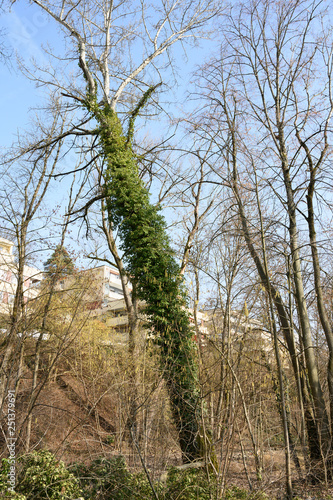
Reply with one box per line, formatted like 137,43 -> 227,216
106,315 -> 129,328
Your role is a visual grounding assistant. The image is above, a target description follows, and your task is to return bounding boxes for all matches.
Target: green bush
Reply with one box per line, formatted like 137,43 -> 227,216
0,491 -> 27,500
0,458 -> 26,499
162,467 -> 217,500
1,452 -> 274,500
71,455 -> 154,500
225,486 -> 249,499
15,450 -> 82,500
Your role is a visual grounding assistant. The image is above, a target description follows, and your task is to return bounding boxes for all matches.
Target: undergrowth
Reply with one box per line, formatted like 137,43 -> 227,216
0,450 -> 275,500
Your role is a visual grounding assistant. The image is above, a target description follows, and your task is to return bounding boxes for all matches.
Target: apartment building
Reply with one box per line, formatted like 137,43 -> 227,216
0,240 -> 269,350
75,265 -> 269,351
68,264 -> 208,344
99,299 -> 210,346
0,238 -> 43,313
69,264 -> 128,310
91,265 -> 126,304
206,307 -> 274,357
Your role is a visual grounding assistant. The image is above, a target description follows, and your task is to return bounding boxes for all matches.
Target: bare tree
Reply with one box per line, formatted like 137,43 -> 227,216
189,0 -> 333,479
0,107 -> 67,415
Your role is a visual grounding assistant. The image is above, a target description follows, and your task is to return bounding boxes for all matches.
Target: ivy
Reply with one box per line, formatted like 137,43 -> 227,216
0,451 -> 82,500
87,94 -> 204,461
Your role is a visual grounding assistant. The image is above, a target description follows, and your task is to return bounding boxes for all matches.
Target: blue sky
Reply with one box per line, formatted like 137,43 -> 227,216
0,3 -> 86,268
1,3 -> 60,149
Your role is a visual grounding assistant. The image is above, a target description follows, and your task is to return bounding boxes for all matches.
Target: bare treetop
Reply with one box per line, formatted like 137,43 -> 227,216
30,0 -> 221,111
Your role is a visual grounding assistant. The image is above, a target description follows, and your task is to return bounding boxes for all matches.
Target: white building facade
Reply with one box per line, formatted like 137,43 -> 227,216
0,238 -> 43,313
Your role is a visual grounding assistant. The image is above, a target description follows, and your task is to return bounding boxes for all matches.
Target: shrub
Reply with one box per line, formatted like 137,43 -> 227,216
162,467 -> 217,500
71,455 -> 154,500
16,450 -> 82,500
0,458 -> 26,499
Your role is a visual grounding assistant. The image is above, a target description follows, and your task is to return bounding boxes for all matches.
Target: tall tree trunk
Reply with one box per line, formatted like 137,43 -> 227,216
255,169 -> 293,497
0,236 -> 26,414
277,127 -> 331,462
299,134 -> 333,455
101,208 -> 139,436
228,130 -> 322,466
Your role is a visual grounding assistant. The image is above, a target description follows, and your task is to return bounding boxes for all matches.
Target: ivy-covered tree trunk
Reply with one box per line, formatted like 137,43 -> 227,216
86,98 -> 204,462
27,0 -> 221,465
